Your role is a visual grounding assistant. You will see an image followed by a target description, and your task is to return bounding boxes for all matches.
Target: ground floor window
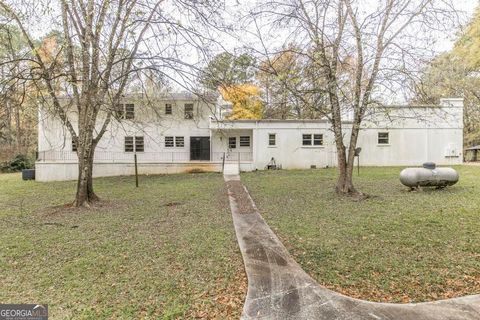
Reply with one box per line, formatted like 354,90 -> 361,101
313,134 -> 323,146
229,137 -> 236,149
165,136 -> 184,148
125,136 -> 144,152
165,136 -> 174,147
240,136 -> 250,147
268,133 -> 276,146
135,136 -> 144,152
303,134 -> 323,146
378,132 -> 389,144
302,134 -> 312,146
175,136 -> 185,147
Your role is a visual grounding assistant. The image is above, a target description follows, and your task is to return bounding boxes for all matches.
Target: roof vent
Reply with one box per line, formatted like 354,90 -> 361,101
423,162 -> 436,170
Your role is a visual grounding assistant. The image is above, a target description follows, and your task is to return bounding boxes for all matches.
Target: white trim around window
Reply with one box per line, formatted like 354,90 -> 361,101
228,137 -> 237,149
377,132 -> 390,146
124,136 -> 144,152
165,136 -> 185,148
301,133 -> 324,147
239,136 -> 251,147
268,133 -> 276,147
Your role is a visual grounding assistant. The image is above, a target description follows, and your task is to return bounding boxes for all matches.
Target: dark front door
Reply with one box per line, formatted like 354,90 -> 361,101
190,137 -> 210,161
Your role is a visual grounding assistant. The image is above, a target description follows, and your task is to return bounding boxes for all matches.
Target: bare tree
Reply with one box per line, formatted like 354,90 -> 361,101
248,0 -> 458,196
0,0 -> 223,206
0,25 -> 36,159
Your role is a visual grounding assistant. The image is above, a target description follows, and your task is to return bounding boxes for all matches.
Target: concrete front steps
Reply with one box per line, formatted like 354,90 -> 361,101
224,162 -> 240,175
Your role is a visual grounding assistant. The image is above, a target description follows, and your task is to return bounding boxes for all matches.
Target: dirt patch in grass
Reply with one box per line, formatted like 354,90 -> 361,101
226,180 -> 256,214
36,199 -> 128,217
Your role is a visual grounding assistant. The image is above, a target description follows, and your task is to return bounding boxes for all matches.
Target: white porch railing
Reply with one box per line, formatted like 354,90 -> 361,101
37,150 -> 253,163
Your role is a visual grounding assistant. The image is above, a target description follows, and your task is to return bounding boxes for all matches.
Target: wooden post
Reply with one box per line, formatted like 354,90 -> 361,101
222,152 -> 225,172
357,155 -> 360,176
134,153 -> 139,187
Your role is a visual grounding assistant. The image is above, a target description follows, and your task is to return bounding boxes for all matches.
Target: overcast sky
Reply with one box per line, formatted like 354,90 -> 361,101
220,0 -> 479,54
435,0 -> 478,51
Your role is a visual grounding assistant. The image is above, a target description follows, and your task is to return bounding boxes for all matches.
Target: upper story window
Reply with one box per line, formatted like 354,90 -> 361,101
229,137 -> 236,149
378,132 -> 389,145
240,136 -> 251,147
116,103 -> 135,120
302,134 -> 323,146
125,136 -> 144,152
125,104 -> 135,119
72,138 -> 77,152
184,103 -> 194,119
165,104 -> 172,115
165,136 -> 174,148
268,134 -> 276,146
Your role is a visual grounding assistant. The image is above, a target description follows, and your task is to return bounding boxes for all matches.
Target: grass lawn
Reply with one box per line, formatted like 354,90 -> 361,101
242,166 -> 480,303
0,173 -> 245,319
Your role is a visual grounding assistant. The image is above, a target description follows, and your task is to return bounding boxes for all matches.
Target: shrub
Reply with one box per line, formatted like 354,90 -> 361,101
1,154 -> 34,172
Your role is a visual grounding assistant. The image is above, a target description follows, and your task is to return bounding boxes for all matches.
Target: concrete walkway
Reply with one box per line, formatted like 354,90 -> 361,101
224,174 -> 480,320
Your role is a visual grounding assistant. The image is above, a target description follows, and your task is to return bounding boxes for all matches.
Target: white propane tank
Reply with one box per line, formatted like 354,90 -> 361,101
399,163 -> 459,189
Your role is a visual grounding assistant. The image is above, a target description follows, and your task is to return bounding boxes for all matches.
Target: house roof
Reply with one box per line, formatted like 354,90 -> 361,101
224,119 -> 331,123
55,91 -> 218,102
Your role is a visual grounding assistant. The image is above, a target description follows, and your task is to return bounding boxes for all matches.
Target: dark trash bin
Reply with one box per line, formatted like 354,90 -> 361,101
22,169 -> 35,180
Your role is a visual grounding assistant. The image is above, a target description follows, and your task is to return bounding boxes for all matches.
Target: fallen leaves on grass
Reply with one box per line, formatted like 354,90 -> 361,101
187,269 -> 247,319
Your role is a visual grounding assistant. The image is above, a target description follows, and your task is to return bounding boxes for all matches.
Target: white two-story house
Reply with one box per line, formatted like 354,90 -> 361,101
36,93 -> 464,181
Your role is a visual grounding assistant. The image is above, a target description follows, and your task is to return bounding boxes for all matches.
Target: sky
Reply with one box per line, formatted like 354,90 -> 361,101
220,0 -> 479,53
213,0 -> 479,104
436,0 -> 478,51
13,0 -> 480,95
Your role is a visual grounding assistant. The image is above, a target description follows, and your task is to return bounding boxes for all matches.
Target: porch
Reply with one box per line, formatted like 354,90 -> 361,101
36,150 -> 253,163
210,127 -> 255,164
35,149 -> 254,181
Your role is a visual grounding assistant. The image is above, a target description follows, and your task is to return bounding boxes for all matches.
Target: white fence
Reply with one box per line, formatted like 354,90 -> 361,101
37,150 -> 253,163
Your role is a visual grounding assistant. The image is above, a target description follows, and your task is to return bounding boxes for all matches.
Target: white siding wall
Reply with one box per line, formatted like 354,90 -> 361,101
38,98 -> 212,156
253,126 -> 334,169
211,98 -> 464,169
36,96 -> 464,181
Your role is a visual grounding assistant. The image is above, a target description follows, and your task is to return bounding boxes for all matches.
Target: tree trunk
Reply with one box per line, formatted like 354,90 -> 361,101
335,142 -> 358,195
74,124 -> 99,207
336,157 -> 357,194
86,151 -> 99,202
75,148 -> 99,206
